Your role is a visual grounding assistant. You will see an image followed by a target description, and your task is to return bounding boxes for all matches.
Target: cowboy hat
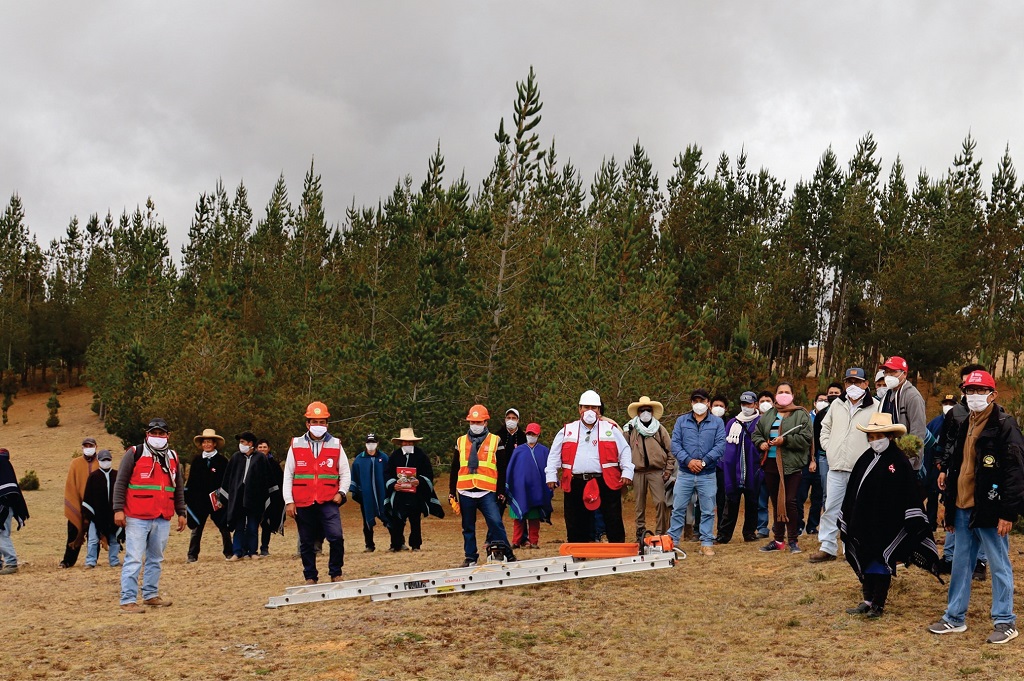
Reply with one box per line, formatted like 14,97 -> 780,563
193,428 -> 225,448
391,427 -> 423,443
856,412 -> 907,436
627,395 -> 664,420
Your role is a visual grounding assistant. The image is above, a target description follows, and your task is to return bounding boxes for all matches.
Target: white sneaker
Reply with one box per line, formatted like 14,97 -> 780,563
987,623 -> 1019,645
927,620 -> 967,635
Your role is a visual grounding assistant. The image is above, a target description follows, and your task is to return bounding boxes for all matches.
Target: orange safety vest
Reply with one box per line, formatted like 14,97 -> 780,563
124,447 -> 179,520
290,436 -> 342,507
559,421 -> 624,493
456,434 -> 500,493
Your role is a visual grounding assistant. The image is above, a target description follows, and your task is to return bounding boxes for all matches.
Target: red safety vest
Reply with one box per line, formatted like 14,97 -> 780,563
124,447 -> 179,520
290,436 -> 342,507
456,434 -> 500,492
559,421 -> 624,492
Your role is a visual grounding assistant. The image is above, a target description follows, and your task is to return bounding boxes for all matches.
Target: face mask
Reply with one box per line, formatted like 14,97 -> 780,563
827,394 -> 840,403
741,406 -> 757,417
402,444 -> 414,454
942,405 -> 953,415
759,402 -> 773,414
775,393 -> 794,407
99,460 -> 112,470
691,403 -> 708,416
83,447 -> 96,458
639,411 -> 653,424
526,435 -> 538,445
505,419 -> 518,432
814,401 -> 829,412
239,444 -> 251,454
469,424 -> 487,435
884,375 -> 901,390
966,394 -> 991,413
308,425 -> 328,438
366,443 -> 378,453
876,387 -> 888,400
581,410 -> 598,426
711,406 -> 726,418
147,436 -> 168,450
845,385 -> 865,401
868,438 -> 889,454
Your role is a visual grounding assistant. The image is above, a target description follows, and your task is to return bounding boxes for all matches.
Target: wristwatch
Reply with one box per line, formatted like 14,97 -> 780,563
699,460 -> 706,470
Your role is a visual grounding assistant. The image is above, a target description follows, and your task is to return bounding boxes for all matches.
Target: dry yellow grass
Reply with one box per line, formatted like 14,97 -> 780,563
2,388 -> 1024,680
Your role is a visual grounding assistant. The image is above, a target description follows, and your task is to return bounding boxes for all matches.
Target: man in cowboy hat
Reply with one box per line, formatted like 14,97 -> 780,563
623,395 -> 673,538
385,427 -> 443,552
450,406 -> 515,566
545,391 -> 634,544
184,428 -> 233,562
283,402 -> 350,584
878,356 -> 927,470
929,370 -> 1024,644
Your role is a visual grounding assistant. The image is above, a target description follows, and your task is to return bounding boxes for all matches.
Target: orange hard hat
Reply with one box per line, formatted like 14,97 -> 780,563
465,404 -> 490,421
304,401 -> 330,419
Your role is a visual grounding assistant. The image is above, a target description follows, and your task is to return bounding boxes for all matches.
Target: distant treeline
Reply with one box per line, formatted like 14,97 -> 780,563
1,68 -> 1022,457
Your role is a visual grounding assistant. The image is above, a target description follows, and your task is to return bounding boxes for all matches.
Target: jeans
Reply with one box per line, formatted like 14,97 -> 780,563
818,470 -> 851,556
460,492 -> 510,561
85,523 -> 121,567
0,515 -> 17,568
757,483 -> 770,536
232,513 -> 261,558
817,453 -> 830,499
295,502 -> 344,581
942,525 -> 987,565
120,517 -> 171,604
942,508 -> 1015,628
668,471 -> 717,546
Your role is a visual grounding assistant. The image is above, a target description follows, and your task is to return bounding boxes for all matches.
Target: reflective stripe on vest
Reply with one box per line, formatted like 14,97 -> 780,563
456,434 -> 499,492
290,437 -> 342,507
124,449 -> 178,520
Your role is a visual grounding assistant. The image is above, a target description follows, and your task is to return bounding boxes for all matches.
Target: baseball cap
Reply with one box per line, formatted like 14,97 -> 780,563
690,388 -> 710,401
941,394 -> 957,404
505,408 -> 520,418
881,356 -> 908,372
525,422 -> 541,435
97,449 -> 113,462
739,391 -> 758,405
844,367 -> 867,381
962,370 -> 996,390
82,437 -> 97,446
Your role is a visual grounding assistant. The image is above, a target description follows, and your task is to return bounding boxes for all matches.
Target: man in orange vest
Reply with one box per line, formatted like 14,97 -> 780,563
283,401 -> 351,584
545,390 -> 634,543
448,405 -> 515,567
112,418 -> 186,614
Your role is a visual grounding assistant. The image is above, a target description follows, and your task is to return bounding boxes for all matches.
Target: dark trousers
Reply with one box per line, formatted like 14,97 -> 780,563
764,464 -> 801,543
232,513 -> 261,558
295,502 -> 344,581
61,521 -> 83,567
564,475 -> 625,543
926,464 -> 941,531
188,510 -> 233,560
863,573 -> 892,610
389,512 -> 421,550
260,521 -> 273,552
795,463 -> 823,533
460,492 -> 510,561
718,486 -> 760,542
715,467 -> 726,535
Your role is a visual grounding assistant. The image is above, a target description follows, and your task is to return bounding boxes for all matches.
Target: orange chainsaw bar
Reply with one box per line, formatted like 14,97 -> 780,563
558,543 -> 640,558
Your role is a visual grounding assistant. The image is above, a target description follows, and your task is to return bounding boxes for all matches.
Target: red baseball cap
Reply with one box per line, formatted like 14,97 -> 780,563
881,356 -> 908,372
961,370 -> 996,390
583,478 -> 602,511
525,422 -> 541,435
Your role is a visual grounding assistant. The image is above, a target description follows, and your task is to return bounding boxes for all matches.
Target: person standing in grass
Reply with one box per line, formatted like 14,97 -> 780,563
506,422 -> 552,549
59,437 -> 99,568
386,428 -> 444,552
623,395 -> 673,538
349,433 -> 390,552
0,448 -> 29,575
717,391 -> 763,543
184,429 -> 233,563
222,431 -> 272,561
78,449 -> 121,568
258,438 -> 285,556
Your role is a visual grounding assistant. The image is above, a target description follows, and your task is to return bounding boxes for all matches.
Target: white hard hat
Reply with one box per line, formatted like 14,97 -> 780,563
579,390 -> 602,406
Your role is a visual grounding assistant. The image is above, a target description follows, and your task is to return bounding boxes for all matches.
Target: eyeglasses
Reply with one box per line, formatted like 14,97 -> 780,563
963,388 -> 994,396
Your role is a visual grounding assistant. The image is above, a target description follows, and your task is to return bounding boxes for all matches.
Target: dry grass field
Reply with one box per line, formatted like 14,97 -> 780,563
2,388 -> 1023,680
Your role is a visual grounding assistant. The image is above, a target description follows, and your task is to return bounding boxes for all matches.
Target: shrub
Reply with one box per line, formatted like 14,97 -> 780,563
19,469 -> 40,490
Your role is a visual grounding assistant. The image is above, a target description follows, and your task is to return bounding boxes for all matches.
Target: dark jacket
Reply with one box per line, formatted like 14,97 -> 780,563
721,415 -> 763,495
943,404 -> 1024,529
496,427 -> 526,499
938,401 -> 969,471
184,452 -> 230,529
263,452 -> 285,534
350,450 -> 390,528
82,468 -> 118,537
0,454 -> 29,529
386,447 -> 444,521
222,451 -> 273,529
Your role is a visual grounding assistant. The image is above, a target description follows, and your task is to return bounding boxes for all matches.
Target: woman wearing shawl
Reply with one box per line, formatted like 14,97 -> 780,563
0,448 -> 29,574
840,412 -> 942,618
718,391 -> 764,543
506,422 -> 553,548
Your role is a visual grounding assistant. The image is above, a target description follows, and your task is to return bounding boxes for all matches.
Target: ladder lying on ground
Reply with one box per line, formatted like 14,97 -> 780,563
265,536 -> 683,608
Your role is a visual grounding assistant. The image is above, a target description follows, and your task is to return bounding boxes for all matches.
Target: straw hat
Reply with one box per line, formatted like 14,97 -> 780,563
193,428 -> 225,448
856,412 -> 907,436
391,427 -> 423,444
627,395 -> 664,420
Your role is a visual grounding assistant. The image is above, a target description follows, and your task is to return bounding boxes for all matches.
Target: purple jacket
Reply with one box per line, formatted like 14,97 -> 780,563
722,415 -> 763,495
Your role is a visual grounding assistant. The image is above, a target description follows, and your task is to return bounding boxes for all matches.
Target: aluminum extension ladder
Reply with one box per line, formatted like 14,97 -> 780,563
265,549 -> 678,608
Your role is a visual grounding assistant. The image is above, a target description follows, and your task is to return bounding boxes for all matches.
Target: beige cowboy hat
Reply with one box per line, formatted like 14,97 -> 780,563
391,427 -> 423,444
856,412 -> 907,436
193,428 -> 226,448
627,395 -> 664,420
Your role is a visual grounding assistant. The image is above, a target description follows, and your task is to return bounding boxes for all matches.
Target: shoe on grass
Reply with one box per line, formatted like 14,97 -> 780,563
986,623 -> 1019,645
0,565 -> 19,575
788,542 -> 802,554
304,579 -> 317,585
699,545 -> 715,557
928,619 -> 967,635
973,560 -> 988,582
808,550 -> 836,563
120,603 -> 146,615
846,602 -> 871,615
460,559 -> 477,568
866,606 -> 884,619
330,574 -> 344,582
759,540 -> 784,553
143,596 -> 172,607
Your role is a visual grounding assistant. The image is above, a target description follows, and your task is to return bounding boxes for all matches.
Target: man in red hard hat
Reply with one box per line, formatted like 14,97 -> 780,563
283,401 -> 350,584
878,356 -> 927,471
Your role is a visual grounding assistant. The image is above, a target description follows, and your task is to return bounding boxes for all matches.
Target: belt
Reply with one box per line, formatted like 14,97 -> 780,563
572,473 -> 602,480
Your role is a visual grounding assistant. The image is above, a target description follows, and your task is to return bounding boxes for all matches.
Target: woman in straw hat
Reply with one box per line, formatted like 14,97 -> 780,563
184,429 -> 233,562
384,427 -> 444,552
840,412 -> 942,618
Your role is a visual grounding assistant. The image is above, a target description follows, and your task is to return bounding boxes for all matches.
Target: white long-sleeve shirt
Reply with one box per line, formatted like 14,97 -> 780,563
282,433 -> 351,504
545,419 -> 634,483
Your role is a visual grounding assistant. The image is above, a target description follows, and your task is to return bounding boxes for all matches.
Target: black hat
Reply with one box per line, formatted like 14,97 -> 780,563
97,449 -> 113,462
235,431 -> 257,443
690,388 -> 710,400
146,418 -> 169,432
365,433 -> 379,443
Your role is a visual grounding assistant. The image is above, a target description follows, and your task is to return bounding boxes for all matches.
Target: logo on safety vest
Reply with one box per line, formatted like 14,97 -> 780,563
327,458 -> 334,468
296,460 -> 307,467
604,431 -> 612,437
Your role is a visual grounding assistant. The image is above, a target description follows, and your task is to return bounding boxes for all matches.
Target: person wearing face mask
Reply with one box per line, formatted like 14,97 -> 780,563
349,434 -> 390,553
623,396 -> 674,538
546,391 -> 634,545
258,439 -> 285,557
0,448 -> 29,575
878,356 -> 927,471
709,396 -> 730,539
754,391 -> 776,538
840,412 -> 941,619
452,406 -> 516,566
283,402 -> 351,585
924,396 -> 958,535
667,389 -> 726,556
496,409 -> 527,520
112,418 -> 187,613
874,370 -> 888,402
929,370 -> 1024,644
184,429 -> 233,563
222,431 -> 272,560
386,428 -> 443,552
718,392 -> 764,543
798,386 -> 841,537
809,368 -> 875,564
59,437 -> 101,568
77,450 -> 122,568
506,422 -> 553,548
753,382 -> 812,554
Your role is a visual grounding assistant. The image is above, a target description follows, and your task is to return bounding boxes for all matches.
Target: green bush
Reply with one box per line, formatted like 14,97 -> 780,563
19,469 -> 40,491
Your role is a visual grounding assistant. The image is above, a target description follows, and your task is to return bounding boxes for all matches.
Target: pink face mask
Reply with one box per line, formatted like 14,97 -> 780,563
775,393 -> 794,407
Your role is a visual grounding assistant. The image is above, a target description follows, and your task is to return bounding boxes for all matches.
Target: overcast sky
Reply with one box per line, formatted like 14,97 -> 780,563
2,2 -> 1022,251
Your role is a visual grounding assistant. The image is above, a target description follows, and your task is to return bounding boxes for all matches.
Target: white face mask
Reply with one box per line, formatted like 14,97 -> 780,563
814,401 -> 829,413
876,387 -> 888,400
941,405 -> 953,415
239,443 -> 252,454
868,438 -> 889,454
469,424 -> 487,435
759,402 -> 773,414
99,460 -> 112,471
741,406 -> 757,417
581,410 -> 598,426
505,419 -> 518,432
884,375 -> 901,390
83,447 -> 96,458
526,435 -> 539,445
366,443 -> 377,453
692,403 -> 708,416
966,394 -> 991,413
845,385 -> 865,402
402,444 -> 414,454
147,436 -> 168,450
308,425 -> 328,438
711,406 -> 726,418
639,411 -> 653,424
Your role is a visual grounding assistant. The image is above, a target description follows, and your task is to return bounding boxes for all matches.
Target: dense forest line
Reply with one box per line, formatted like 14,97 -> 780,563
1,69 -> 1022,458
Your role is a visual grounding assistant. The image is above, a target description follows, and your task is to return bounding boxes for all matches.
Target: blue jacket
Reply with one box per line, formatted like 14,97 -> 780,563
671,412 -> 726,474
349,450 -> 390,528
506,443 -> 553,521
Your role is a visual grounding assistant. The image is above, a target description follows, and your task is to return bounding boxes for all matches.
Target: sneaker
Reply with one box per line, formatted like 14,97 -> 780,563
699,545 -> 715,557
119,603 -> 146,615
809,550 -> 837,563
743,534 -> 758,543
226,555 -> 239,562
143,596 -> 172,607
0,566 -> 18,575
259,548 -> 270,557
363,547 -> 375,553
973,560 -> 988,582
411,547 -> 421,552
528,543 -> 539,549
85,564 -> 96,569
759,540 -> 784,553
460,559 -> 477,568
846,602 -> 871,615
986,623 -> 1019,645
866,606 -> 884,619
788,542 -> 802,554
756,530 -> 770,539
807,528 -> 819,535
186,557 -> 198,564
928,619 -> 967,635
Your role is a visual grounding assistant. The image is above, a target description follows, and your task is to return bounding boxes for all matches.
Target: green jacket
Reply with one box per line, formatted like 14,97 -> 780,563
752,407 -> 812,475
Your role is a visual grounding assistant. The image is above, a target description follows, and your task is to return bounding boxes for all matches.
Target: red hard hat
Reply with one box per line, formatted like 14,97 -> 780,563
961,370 -> 996,390
304,401 -> 330,419
465,404 -> 490,421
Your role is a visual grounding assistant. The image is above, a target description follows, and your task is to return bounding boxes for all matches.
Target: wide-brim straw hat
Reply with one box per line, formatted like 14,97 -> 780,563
193,428 -> 226,448
627,395 -> 664,420
856,412 -> 907,436
391,427 -> 423,444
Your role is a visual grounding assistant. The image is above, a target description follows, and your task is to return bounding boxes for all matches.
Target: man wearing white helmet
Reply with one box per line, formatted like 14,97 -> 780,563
545,390 -> 634,543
